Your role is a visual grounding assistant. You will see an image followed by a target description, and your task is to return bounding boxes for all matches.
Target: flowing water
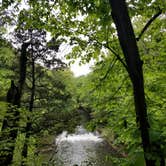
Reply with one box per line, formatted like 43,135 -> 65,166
53,126 -> 113,166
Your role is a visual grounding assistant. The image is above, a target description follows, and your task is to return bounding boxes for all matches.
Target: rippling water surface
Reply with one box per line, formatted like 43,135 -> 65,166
53,126 -> 113,166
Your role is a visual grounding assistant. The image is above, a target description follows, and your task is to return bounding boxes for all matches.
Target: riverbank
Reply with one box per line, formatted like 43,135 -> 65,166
36,124 -> 129,166
97,127 -> 128,158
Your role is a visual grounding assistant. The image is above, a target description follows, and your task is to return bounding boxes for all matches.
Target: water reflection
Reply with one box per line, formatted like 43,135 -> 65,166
53,126 -> 112,166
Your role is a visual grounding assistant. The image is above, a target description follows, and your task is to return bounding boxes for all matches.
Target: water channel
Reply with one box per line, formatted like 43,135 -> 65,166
52,126 -> 113,166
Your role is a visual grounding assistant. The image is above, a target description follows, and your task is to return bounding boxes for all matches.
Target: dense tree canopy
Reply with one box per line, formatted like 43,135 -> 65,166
0,0 -> 165,165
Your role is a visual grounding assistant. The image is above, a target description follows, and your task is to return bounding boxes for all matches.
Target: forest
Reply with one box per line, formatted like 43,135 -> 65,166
0,0 -> 166,166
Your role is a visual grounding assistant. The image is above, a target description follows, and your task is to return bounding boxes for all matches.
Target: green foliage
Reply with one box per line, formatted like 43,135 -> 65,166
0,101 -> 7,131
32,68 -> 80,136
0,44 -> 16,100
12,133 -> 25,166
72,12 -> 166,162
0,0 -> 166,165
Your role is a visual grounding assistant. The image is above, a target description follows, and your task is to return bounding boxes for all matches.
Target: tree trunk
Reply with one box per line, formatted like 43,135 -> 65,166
18,43 -> 30,103
0,43 -> 29,165
0,80 -> 20,166
22,58 -> 35,161
108,0 -> 156,165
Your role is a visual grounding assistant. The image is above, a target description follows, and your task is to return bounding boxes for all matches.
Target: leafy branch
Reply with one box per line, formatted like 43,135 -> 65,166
87,34 -> 128,71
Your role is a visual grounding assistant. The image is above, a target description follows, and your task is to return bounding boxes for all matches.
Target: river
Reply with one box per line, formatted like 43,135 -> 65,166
52,126 -> 113,166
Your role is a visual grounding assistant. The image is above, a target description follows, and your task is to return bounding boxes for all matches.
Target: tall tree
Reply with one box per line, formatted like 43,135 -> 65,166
0,42 -> 29,165
108,0 -> 164,165
13,28 -> 66,162
110,0 -> 155,166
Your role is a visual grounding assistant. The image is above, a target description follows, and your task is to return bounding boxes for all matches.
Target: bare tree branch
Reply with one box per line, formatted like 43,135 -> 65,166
100,56 -> 117,81
136,9 -> 162,41
109,75 -> 128,100
104,43 -> 129,72
88,35 -> 129,71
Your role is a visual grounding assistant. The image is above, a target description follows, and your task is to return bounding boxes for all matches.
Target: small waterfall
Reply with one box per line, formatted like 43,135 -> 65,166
53,126 -> 112,166
56,126 -> 103,143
